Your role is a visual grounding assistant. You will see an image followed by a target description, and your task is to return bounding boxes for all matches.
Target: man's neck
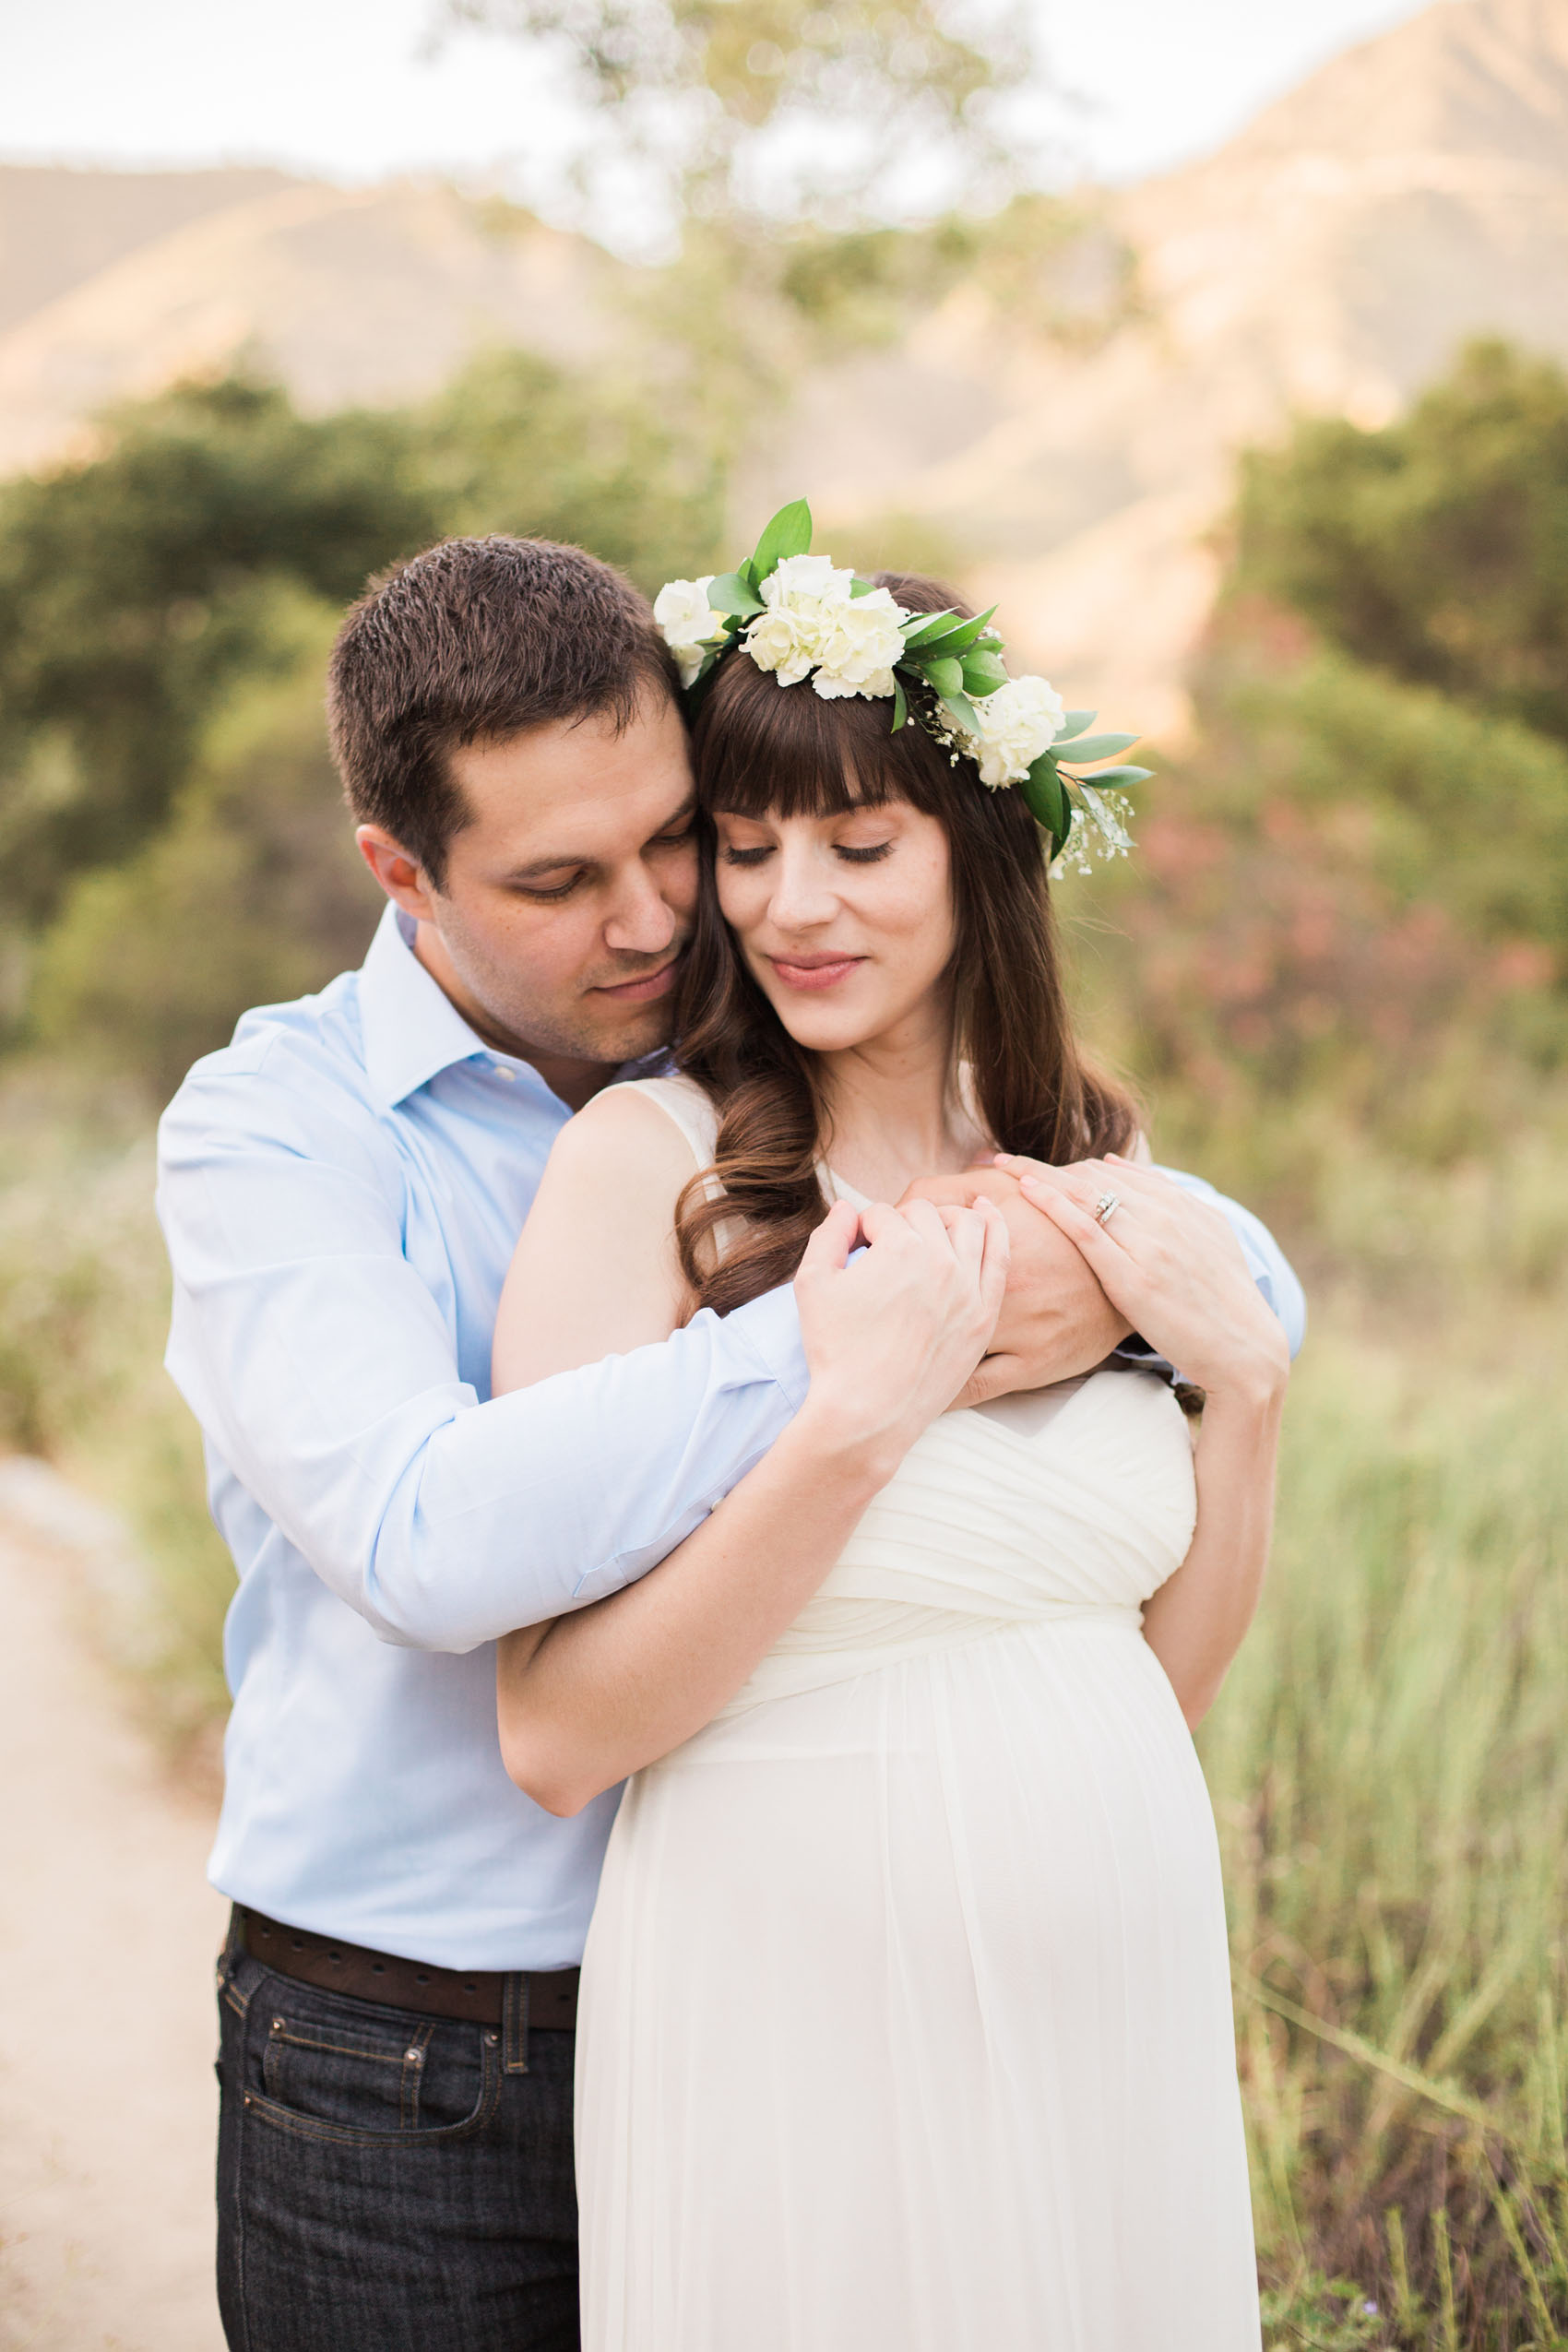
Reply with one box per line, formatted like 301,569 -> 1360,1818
410,921 -> 619,1113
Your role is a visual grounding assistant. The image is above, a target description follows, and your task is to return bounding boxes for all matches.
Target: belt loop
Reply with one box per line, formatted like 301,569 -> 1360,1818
502,1972 -> 529,2074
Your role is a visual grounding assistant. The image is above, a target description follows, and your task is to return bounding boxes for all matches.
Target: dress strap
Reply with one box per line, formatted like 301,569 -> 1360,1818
602,1076 -> 723,1197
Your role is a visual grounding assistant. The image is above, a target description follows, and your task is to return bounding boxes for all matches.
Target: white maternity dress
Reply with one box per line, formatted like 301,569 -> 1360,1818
575,1076 -> 1261,2352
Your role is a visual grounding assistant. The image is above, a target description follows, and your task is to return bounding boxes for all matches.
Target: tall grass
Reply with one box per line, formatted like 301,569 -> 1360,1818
0,1070 -> 232,1750
1206,1318 -> 1568,2347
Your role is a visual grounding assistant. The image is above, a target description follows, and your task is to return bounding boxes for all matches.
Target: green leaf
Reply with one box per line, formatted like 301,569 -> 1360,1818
891,674 -> 908,731
941,690 -> 981,738
750,498 -> 813,576
707,572 -> 766,618
960,650 -> 1009,694
924,656 -> 965,695
1054,731 -> 1137,765
1066,764 -> 1152,788
1019,755 -> 1070,851
905,606 -> 998,658
850,576 -> 877,599
900,608 -> 959,645
1054,709 -> 1098,742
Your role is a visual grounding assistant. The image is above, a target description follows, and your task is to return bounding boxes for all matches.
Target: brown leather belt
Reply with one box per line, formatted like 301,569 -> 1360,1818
234,1907 -> 578,2030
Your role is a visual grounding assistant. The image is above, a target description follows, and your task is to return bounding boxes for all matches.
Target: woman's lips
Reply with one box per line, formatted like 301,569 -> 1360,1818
595,959 -> 679,1004
766,954 -> 865,993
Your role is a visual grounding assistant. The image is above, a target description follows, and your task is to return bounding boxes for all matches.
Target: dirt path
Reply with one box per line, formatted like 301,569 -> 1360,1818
0,1462 -> 226,2352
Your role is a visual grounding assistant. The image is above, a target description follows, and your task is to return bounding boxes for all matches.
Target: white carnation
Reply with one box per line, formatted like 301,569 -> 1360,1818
963,673 -> 1066,788
761,552 -> 855,611
812,587 -> 909,701
653,576 -> 726,687
745,603 -> 825,688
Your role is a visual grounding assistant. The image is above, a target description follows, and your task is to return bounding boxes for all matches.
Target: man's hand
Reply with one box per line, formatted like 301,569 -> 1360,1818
898,1167 -> 1132,1405
793,1194 -> 1010,1475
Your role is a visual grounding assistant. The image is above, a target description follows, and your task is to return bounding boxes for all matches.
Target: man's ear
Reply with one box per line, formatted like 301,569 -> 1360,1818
356,826 -> 439,921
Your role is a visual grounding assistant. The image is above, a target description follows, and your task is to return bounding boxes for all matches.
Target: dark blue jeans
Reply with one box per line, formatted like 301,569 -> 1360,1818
216,1937 -> 579,2351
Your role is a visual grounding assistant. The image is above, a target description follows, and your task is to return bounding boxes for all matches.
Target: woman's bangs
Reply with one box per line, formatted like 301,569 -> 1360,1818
695,658 -> 904,822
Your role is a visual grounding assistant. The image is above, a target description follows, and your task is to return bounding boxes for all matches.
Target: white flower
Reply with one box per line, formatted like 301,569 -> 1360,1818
653,576 -> 726,687
745,603 -> 825,687
812,586 -> 909,701
962,673 -> 1066,788
760,553 -> 854,611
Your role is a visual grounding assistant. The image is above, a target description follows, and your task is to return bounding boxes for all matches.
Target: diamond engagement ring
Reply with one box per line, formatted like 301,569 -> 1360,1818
1094,1192 -> 1122,1227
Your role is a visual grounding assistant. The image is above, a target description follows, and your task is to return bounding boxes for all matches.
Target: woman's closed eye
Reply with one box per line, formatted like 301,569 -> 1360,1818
720,839 -> 894,868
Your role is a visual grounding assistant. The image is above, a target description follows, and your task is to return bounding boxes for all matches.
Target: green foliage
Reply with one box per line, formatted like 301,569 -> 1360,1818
0,350 -> 727,1080
0,376 -> 441,922
417,346 -> 723,588
0,1080 -> 232,1749
29,609 -> 382,1101
1234,339 -> 1568,744
445,0 -> 1036,238
776,197 -> 1135,350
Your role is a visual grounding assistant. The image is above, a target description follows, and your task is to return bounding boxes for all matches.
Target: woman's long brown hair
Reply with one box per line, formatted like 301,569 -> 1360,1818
671,573 -> 1138,1315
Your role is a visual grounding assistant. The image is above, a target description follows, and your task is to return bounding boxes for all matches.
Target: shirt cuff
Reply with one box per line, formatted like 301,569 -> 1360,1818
722,1283 -> 810,1411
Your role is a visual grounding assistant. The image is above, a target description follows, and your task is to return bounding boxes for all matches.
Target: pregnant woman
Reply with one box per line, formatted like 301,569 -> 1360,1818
491,521 -> 1287,2349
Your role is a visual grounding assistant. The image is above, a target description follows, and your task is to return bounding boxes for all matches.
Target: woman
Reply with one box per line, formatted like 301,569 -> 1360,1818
491,542 -> 1287,2349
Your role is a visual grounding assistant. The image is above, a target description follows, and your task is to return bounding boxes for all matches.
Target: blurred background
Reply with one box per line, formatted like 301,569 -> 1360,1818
0,0 -> 1565,2345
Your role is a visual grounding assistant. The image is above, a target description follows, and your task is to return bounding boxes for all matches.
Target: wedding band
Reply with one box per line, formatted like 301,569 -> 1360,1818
1094,1192 -> 1121,1227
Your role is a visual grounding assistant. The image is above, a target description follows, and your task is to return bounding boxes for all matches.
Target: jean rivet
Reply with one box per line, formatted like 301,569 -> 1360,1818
271,2016 -> 285,2032
244,2094 -> 252,2106
405,2047 -> 422,2064
484,2031 -> 499,2046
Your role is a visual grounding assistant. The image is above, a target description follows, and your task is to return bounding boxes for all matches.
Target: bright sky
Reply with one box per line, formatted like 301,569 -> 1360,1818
0,0 -> 1430,196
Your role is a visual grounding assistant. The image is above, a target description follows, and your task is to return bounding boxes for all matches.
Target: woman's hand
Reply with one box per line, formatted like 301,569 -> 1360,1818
899,1167 -> 1131,1396
794,1194 -> 1010,1472
993,1153 -> 1289,1408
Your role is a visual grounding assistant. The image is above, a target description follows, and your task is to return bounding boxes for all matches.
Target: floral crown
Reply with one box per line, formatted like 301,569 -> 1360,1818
654,498 -> 1151,868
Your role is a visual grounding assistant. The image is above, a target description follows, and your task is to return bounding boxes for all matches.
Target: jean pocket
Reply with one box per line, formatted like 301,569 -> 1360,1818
251,1993 -> 500,2147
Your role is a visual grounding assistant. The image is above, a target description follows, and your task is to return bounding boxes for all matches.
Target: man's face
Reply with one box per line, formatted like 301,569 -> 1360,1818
360,693 -> 699,1075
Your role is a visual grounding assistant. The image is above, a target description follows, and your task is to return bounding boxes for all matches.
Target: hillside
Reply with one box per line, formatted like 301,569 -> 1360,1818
0,172 -> 627,476
1,0 -> 1565,727
758,0 -> 1568,728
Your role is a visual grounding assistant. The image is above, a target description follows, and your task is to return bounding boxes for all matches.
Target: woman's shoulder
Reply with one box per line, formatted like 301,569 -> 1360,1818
591,1072 -> 719,1171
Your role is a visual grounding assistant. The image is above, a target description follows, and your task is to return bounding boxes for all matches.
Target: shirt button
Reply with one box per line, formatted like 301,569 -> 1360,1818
493,1065 -> 516,1082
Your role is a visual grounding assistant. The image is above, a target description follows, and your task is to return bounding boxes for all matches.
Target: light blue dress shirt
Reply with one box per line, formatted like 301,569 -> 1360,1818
158,902 -> 1304,1971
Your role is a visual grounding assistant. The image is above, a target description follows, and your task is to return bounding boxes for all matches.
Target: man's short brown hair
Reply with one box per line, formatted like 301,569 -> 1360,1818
327,535 -> 681,886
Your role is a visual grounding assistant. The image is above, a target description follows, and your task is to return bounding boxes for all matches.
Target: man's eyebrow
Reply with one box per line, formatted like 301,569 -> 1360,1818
647,795 -> 697,836
501,800 -> 697,884
505,850 -> 597,883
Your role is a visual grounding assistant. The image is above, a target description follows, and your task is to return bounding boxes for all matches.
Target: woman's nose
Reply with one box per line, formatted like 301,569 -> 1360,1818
767,843 -> 837,932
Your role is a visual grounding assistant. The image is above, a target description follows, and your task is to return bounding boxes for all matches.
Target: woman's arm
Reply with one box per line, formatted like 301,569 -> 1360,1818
493,1091 -> 1008,1813
1001,1150 -> 1289,1727
492,1087 -> 699,1390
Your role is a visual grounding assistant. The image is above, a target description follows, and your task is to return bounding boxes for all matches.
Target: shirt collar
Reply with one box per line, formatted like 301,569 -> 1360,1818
358,904 -> 492,1111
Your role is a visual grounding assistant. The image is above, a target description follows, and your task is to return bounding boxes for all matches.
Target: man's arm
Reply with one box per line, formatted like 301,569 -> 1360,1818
157,1054 -> 810,1657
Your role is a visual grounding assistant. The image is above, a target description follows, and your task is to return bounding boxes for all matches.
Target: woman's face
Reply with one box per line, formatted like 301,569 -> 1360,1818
711,790 -> 957,1055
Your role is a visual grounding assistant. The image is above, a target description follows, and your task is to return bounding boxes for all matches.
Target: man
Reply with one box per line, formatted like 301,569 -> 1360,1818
158,534 -> 1303,2352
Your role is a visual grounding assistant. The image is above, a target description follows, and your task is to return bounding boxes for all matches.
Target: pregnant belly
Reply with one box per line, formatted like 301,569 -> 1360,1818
597,1614 -> 1223,1996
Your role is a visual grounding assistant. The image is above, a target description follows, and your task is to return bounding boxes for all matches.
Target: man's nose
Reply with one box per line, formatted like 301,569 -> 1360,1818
603,863 -> 681,957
